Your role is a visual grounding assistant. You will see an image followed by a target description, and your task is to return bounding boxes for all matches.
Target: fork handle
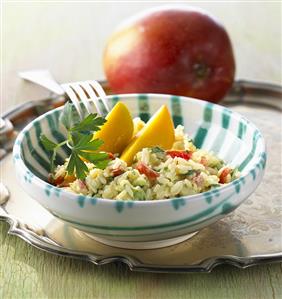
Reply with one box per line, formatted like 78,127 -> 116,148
18,69 -> 65,95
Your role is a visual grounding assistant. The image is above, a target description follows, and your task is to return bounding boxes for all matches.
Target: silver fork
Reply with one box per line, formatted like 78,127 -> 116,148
18,70 -> 110,118
61,80 -> 110,118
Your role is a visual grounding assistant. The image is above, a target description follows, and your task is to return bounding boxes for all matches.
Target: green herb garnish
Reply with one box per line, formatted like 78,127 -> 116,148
186,170 -> 196,176
151,146 -> 165,154
40,102 -> 109,180
231,168 -> 239,180
151,146 -> 166,160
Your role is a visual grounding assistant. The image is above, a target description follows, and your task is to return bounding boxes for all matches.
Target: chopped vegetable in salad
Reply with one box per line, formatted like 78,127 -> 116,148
52,125 -> 240,200
42,102 -> 240,201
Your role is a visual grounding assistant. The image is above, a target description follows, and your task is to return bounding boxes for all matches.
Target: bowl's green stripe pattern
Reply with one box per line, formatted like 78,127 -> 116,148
238,130 -> 261,171
232,176 -> 246,193
237,121 -> 247,139
46,114 -> 70,157
203,188 -> 220,204
53,191 -> 235,233
34,120 -> 65,165
55,199 -> 232,238
76,195 -> 97,208
193,103 -> 213,148
222,108 -> 232,129
55,210 -> 220,238
25,131 -> 50,171
21,149 -> 46,180
99,99 -> 109,116
34,121 -> 50,158
171,197 -> 186,210
210,108 -> 231,153
111,96 -> 120,107
138,94 -> 150,122
170,96 -> 183,126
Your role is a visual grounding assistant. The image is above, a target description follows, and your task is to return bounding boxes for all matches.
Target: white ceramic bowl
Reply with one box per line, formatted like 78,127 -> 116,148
13,94 -> 266,249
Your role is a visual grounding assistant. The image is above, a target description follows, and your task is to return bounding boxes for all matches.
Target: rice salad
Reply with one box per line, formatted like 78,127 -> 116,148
53,125 -> 240,200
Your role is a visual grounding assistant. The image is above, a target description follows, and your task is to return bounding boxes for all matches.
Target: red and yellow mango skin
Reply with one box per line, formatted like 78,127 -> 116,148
104,7 -> 235,103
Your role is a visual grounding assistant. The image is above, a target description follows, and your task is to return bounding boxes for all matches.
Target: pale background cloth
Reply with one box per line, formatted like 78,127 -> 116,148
2,1 -> 281,112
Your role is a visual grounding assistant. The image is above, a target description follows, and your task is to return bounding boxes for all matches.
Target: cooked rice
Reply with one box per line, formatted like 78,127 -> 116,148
54,125 -> 240,200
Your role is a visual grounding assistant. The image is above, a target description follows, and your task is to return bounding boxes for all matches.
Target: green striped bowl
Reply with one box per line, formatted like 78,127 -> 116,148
13,94 -> 266,249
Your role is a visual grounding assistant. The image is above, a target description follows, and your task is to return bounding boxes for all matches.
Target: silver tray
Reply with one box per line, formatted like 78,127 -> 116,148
1,80 -> 281,273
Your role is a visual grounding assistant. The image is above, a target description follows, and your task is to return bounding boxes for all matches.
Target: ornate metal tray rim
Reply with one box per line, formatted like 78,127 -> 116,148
1,211 -> 282,273
1,79 -> 282,273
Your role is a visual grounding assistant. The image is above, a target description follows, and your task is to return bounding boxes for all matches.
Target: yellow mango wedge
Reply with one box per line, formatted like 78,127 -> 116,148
120,105 -> 175,165
93,102 -> 134,154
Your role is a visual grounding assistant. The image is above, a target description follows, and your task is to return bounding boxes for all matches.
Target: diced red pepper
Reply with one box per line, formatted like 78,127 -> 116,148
166,150 -> 192,160
51,174 -> 76,187
52,175 -> 64,186
108,152 -> 115,160
219,168 -> 231,184
112,167 -> 124,177
136,162 -> 159,180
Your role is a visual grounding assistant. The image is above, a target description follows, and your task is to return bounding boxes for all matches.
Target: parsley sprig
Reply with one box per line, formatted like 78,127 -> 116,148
40,102 -> 109,180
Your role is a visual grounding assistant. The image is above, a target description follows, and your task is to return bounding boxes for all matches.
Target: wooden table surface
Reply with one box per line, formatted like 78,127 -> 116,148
1,2 -> 281,299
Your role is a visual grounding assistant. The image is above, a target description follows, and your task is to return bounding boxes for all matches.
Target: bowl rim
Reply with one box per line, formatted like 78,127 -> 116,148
13,93 -> 266,207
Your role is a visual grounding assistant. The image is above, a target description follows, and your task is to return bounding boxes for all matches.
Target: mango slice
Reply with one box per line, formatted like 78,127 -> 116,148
94,102 -> 134,154
120,105 -> 175,165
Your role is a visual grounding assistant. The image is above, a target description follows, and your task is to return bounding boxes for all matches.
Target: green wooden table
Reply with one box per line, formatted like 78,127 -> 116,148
1,2 -> 281,298
0,222 -> 281,299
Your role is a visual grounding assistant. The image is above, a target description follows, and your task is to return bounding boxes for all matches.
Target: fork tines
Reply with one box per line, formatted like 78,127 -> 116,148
61,80 -> 110,118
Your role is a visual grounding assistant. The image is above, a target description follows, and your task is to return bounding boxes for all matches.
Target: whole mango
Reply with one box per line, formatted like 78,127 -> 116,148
104,6 -> 235,103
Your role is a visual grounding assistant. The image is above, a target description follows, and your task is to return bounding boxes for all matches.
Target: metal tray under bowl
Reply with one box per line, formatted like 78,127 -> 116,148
0,80 -> 281,273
